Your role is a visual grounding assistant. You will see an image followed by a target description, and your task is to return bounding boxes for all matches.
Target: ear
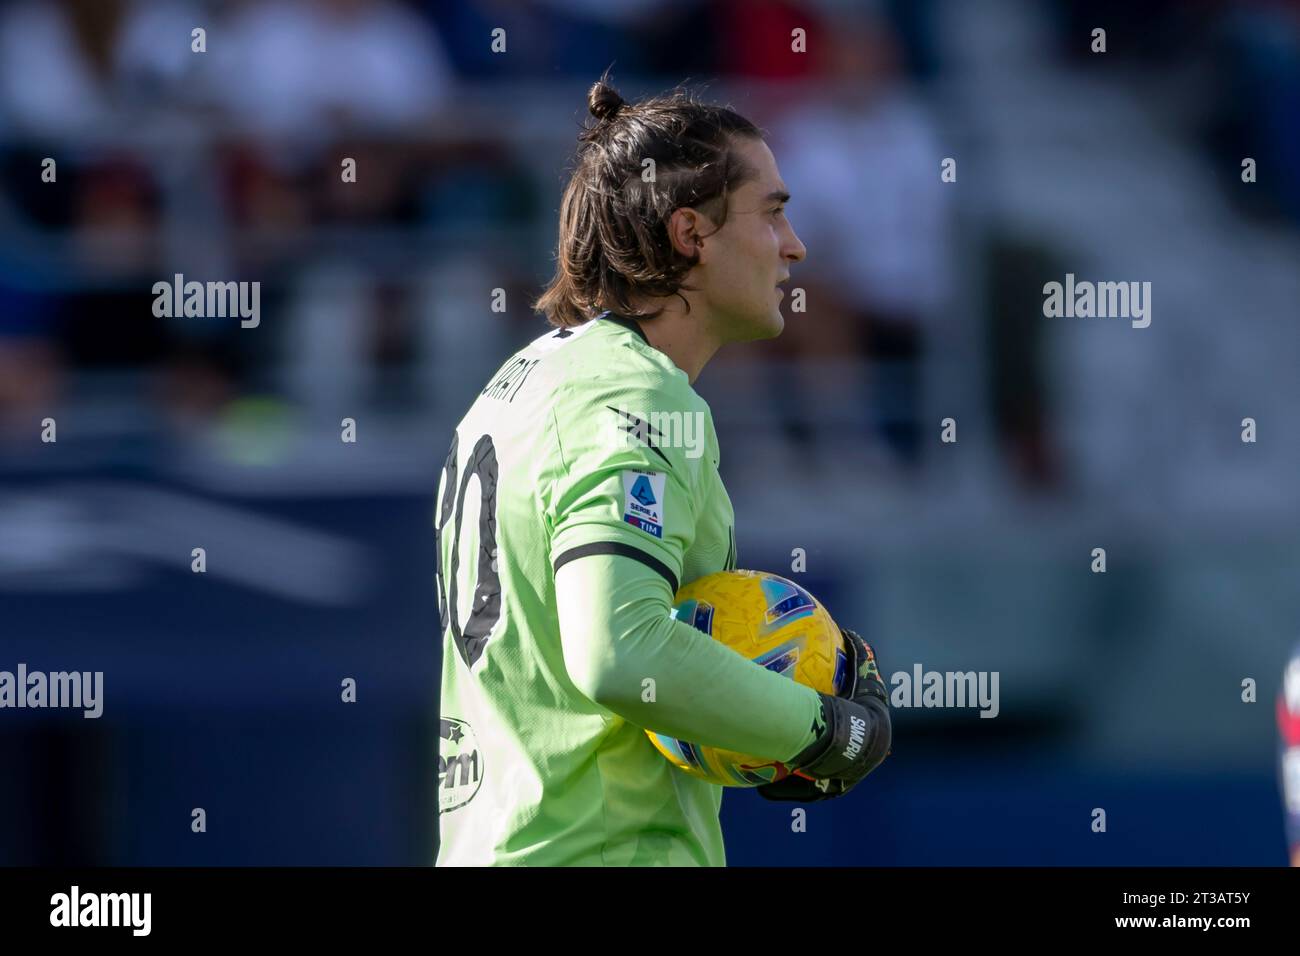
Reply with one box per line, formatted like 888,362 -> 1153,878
666,206 -> 708,260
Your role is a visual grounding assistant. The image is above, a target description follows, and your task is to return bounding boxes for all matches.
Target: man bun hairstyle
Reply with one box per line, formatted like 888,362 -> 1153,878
535,71 -> 763,328
587,82 -> 625,123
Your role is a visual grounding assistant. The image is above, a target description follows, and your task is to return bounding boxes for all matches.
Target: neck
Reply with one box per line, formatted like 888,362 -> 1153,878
619,296 -> 723,385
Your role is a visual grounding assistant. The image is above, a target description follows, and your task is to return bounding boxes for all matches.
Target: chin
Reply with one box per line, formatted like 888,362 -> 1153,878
721,304 -> 784,342
754,308 -> 785,339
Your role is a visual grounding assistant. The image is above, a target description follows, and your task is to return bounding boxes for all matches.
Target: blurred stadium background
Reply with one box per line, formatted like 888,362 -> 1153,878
1,0 -> 1298,865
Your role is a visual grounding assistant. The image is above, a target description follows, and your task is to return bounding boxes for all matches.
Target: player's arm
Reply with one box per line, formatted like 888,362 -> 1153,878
544,379 -> 823,762
545,381 -> 888,782
555,551 -> 824,762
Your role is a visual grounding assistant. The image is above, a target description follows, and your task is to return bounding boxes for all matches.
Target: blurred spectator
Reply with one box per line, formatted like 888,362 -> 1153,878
0,0 -> 207,135
712,0 -> 825,80
0,0 -> 129,135
427,0 -> 706,80
209,0 -> 455,140
46,155 -> 164,373
771,11 -> 949,465
0,279 -> 62,442
981,236 -> 1064,490
1211,3 -> 1300,225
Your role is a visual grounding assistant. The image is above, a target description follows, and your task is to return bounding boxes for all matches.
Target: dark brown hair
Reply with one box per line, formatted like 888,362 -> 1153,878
534,73 -> 763,328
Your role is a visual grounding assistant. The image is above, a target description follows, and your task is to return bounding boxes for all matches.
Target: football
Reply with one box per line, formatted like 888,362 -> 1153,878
645,569 -> 849,787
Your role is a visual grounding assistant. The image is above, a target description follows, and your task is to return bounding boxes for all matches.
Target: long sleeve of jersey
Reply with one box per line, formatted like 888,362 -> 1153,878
556,553 -> 822,763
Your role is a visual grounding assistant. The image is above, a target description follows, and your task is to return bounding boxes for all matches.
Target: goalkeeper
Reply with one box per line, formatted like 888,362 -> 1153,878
435,75 -> 891,867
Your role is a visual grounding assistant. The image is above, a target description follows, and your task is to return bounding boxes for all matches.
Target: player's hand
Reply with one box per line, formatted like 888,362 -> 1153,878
757,628 -> 891,803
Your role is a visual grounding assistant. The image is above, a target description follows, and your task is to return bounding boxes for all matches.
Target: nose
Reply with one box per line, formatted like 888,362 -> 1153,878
783,222 -> 806,264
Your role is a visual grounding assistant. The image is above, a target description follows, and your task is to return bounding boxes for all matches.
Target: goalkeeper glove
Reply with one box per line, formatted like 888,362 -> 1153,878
757,627 -> 891,803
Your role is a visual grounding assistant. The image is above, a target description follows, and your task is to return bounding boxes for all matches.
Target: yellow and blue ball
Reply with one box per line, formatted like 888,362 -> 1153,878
645,569 -> 849,787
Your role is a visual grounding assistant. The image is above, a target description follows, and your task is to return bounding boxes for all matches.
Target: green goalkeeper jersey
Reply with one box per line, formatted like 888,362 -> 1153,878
435,312 -> 822,866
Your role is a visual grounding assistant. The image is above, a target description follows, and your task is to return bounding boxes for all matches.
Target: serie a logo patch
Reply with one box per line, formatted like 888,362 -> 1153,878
622,470 -> 666,538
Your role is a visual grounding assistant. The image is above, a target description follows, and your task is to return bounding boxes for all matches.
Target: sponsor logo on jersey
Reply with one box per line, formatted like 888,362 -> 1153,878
608,406 -> 671,464
439,716 -> 483,813
607,404 -> 705,461
622,470 -> 666,539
